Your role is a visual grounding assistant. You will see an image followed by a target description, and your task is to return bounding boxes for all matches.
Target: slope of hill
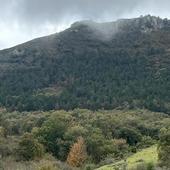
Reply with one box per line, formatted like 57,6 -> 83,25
0,15 -> 170,112
96,145 -> 158,170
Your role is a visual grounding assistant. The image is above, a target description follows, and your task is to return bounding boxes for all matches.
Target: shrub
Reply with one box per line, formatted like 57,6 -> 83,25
0,142 -> 12,157
138,136 -> 156,148
0,127 -> 7,138
83,163 -> 96,170
39,165 -> 59,170
112,138 -> 129,157
114,127 -> 142,146
158,128 -> 170,168
147,162 -> 155,170
129,162 -> 155,170
17,133 -> 44,161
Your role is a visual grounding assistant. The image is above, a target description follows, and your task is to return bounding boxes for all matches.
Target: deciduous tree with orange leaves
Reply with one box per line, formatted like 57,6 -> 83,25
67,136 -> 87,167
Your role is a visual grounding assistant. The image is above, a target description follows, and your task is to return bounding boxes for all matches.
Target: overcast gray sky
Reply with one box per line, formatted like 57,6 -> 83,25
1,0 -> 170,50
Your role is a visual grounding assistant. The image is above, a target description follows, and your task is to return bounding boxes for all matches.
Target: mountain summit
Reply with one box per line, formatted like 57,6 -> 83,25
0,15 -> 170,113
71,15 -> 169,35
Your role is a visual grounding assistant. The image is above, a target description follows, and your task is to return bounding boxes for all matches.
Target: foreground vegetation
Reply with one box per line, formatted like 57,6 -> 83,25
0,108 -> 170,169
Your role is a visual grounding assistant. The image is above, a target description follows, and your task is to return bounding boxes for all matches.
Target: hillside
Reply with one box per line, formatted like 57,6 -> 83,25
0,15 -> 170,112
96,145 -> 158,170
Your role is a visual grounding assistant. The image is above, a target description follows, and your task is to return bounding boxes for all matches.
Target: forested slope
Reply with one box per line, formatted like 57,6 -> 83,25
0,15 -> 170,112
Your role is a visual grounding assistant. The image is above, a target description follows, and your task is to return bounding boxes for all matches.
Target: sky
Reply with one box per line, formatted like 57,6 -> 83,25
1,0 -> 170,50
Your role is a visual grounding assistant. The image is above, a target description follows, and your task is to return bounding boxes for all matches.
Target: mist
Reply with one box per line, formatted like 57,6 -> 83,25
1,0 -> 170,49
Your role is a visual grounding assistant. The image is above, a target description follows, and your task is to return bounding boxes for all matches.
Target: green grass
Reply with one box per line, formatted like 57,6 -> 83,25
96,145 -> 158,170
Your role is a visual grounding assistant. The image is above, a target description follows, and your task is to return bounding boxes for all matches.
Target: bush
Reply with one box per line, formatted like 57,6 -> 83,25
129,162 -> 155,170
83,163 -> 96,170
0,143 -> 12,157
114,127 -> 142,146
17,133 -> 44,161
0,127 -> 7,138
158,128 -> 170,168
147,162 -> 155,170
112,138 -> 129,157
0,138 -> 12,158
138,136 -> 156,148
39,165 -> 59,170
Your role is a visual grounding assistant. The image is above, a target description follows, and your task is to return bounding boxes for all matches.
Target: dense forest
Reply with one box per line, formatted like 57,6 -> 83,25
0,15 -> 170,113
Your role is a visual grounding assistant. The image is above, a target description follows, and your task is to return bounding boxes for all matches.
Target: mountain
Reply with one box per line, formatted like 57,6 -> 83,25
0,15 -> 170,112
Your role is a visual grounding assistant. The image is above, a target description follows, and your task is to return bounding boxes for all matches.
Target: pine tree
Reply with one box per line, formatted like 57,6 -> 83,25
67,137 -> 87,167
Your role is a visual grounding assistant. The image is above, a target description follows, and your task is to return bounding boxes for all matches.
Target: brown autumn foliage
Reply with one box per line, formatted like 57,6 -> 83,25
67,137 -> 87,167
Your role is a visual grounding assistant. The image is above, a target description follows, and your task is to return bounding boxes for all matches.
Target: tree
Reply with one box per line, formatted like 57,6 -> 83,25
158,128 -> 170,168
86,128 -> 115,163
67,137 -> 87,167
34,111 -> 70,160
114,127 -> 142,146
17,133 -> 44,161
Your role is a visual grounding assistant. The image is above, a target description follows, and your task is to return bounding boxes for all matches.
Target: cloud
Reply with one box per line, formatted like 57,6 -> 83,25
17,0 -> 138,23
1,0 -> 170,49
